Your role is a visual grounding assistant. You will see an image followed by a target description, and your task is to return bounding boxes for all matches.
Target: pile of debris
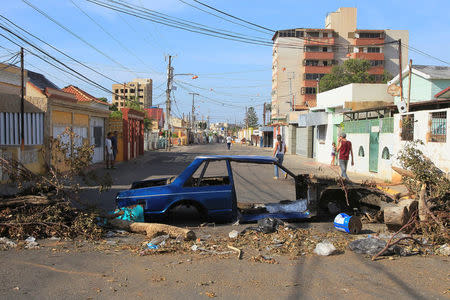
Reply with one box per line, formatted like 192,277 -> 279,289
0,195 -> 104,241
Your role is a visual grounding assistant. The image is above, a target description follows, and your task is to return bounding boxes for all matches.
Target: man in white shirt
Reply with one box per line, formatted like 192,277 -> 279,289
226,135 -> 232,150
105,132 -> 114,169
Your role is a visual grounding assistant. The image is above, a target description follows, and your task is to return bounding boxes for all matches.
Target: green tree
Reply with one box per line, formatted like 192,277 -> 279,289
97,97 -> 108,103
319,59 -> 392,92
245,106 -> 258,128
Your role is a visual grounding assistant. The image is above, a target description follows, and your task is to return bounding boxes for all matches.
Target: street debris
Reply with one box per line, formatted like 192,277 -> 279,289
349,237 -> 389,256
24,236 -> 39,249
228,230 -> 239,239
0,237 -> 17,250
314,241 -> 337,256
333,213 -> 362,234
227,245 -> 243,260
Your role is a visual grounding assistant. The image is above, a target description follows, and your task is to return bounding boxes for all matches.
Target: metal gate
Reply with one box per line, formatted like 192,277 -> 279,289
90,117 -> 104,163
369,126 -> 379,173
296,127 -> 308,156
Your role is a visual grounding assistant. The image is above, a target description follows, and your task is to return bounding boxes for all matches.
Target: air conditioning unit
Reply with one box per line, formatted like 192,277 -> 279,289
397,101 -> 407,114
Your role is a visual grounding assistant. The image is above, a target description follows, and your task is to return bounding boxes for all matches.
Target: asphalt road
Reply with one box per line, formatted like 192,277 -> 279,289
1,144 -> 448,299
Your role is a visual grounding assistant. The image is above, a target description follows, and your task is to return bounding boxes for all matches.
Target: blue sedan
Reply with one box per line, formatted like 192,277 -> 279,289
116,155 -> 311,222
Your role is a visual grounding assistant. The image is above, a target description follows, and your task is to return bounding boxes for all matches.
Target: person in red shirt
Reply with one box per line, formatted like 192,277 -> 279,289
336,133 -> 354,180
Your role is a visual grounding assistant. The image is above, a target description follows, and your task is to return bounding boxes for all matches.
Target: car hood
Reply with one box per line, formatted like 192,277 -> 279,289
116,185 -> 173,200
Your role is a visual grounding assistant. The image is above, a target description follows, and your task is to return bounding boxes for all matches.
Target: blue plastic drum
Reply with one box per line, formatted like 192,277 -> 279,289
334,213 -> 362,234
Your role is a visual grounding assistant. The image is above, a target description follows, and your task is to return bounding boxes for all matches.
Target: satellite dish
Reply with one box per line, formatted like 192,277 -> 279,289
397,101 -> 407,114
387,84 -> 401,97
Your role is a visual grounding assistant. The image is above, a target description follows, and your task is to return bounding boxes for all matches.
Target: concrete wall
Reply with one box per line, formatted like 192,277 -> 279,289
384,30 -> 409,77
272,37 -> 304,119
316,83 -> 393,109
393,108 -> 450,178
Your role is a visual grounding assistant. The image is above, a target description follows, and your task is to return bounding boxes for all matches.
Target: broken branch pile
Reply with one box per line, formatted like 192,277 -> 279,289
0,198 -> 104,240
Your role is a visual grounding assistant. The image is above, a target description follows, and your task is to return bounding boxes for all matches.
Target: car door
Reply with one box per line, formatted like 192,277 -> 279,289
181,159 -> 234,218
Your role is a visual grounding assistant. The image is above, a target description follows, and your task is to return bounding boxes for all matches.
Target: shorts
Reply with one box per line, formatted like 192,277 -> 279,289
107,153 -> 114,160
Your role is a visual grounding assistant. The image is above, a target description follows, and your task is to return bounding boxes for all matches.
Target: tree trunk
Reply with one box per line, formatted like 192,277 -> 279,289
384,206 -> 408,231
397,199 -> 418,220
109,219 -> 196,240
418,183 -> 427,221
0,195 -> 51,208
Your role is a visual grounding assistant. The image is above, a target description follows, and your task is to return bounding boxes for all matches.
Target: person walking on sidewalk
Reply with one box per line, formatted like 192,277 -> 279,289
226,135 -> 232,150
330,142 -> 337,166
336,133 -> 353,180
105,132 -> 114,169
272,134 -> 287,180
111,131 -> 118,166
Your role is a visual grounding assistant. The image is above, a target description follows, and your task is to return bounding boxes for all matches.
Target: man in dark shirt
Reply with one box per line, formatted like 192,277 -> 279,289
111,131 -> 118,169
336,133 -> 354,180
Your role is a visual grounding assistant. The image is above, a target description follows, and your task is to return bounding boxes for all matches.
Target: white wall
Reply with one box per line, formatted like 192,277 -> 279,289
316,114 -> 334,165
393,108 -> 450,176
316,83 -> 393,110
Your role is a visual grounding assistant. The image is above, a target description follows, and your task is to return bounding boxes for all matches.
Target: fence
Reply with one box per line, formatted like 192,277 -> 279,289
342,117 -> 394,134
0,112 -> 44,145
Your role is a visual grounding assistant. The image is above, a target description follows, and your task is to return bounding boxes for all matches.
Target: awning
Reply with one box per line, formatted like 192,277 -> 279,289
298,111 -> 328,127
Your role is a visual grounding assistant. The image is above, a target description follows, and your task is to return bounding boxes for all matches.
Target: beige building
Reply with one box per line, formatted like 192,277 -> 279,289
271,7 -> 408,123
112,78 -> 152,109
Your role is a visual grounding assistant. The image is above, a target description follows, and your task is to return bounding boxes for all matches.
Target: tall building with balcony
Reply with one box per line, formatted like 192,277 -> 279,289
271,7 -> 408,122
112,78 -> 153,109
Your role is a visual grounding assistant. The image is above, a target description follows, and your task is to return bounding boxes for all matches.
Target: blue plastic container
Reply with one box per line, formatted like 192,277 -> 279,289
334,213 -> 362,234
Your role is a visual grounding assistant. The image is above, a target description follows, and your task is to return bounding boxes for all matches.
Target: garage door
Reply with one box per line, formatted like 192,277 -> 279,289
296,127 -> 308,156
90,117 -> 104,163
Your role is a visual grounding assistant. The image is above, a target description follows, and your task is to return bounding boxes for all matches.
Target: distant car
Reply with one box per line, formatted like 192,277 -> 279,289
115,155 -> 312,223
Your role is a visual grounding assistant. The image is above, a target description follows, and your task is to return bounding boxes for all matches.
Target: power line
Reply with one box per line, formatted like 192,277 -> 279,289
22,0 -> 140,77
177,0 -> 271,35
0,15 -> 121,84
191,0 -> 275,33
69,0 -> 163,75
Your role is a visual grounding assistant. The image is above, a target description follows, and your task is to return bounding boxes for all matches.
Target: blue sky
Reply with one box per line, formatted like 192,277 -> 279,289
1,0 -> 449,124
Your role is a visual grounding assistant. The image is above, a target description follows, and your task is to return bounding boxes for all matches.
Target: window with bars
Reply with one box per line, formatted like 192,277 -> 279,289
0,112 -> 44,146
401,115 -> 414,141
430,111 -> 446,143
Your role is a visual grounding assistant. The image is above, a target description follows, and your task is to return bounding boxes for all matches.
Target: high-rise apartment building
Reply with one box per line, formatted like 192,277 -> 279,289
271,7 -> 408,121
112,78 -> 152,109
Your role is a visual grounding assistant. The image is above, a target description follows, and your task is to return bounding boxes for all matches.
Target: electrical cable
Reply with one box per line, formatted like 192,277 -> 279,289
0,16 -> 122,84
22,0 -> 141,77
69,0 -> 163,75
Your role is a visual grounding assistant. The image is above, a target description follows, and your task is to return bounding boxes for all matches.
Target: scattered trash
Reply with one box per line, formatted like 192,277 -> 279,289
0,237 -> 17,249
257,217 -> 283,234
25,236 -> 39,249
49,236 -> 61,241
228,230 -> 239,239
349,238 -> 388,255
314,241 -> 337,256
227,245 -> 243,260
105,231 -> 116,238
147,243 -> 159,250
191,244 -> 199,251
334,213 -> 362,234
265,199 -> 308,213
436,244 -> 450,256
149,235 -> 169,246
204,291 -> 217,298
113,205 -> 145,222
251,255 -> 278,264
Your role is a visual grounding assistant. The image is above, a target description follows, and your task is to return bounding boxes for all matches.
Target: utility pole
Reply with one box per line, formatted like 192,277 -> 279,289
189,92 -> 199,130
263,102 -> 266,126
165,55 -> 173,151
20,47 -> 24,151
398,39 -> 403,102
407,59 -> 413,112
245,106 -> 248,129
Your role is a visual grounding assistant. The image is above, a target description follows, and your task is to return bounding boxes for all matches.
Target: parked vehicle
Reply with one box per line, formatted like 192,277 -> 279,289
116,155 -> 312,222
115,155 -> 391,223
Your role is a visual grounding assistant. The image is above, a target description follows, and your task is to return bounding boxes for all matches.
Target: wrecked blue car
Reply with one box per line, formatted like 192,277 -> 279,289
115,155 -> 314,223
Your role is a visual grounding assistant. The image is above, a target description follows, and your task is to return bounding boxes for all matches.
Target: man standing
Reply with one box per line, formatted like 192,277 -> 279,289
105,132 -> 114,169
226,135 -> 232,150
336,133 -> 354,180
111,131 -> 118,168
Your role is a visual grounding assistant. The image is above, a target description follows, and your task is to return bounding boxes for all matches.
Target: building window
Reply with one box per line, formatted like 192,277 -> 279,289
138,89 -> 144,92
305,46 -> 320,52
367,47 -> 381,53
430,111 -> 447,142
115,89 -> 119,93
317,125 -> 327,142
401,115 -> 414,141
370,60 -> 384,66
305,60 -> 319,66
296,31 -> 304,38
307,32 -> 319,38
115,96 -> 118,100
359,32 -> 382,39
322,47 -> 328,52
120,89 -> 123,93
301,87 -> 317,94
305,73 -> 325,80
381,147 -> 390,159
130,89 -> 135,93
358,146 -> 365,157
